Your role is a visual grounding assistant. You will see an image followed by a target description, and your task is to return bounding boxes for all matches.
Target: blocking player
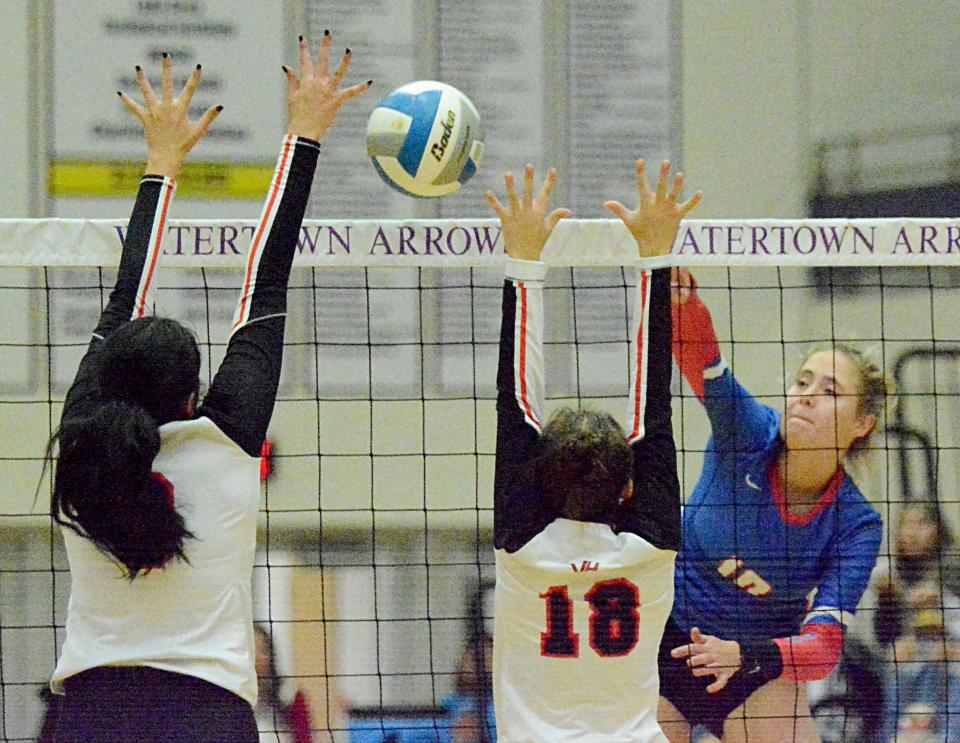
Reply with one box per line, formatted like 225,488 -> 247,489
49,38 -> 369,742
657,267 -> 888,742
486,160 -> 700,742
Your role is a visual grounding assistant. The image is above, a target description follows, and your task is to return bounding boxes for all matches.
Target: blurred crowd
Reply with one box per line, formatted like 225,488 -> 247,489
814,502 -> 960,743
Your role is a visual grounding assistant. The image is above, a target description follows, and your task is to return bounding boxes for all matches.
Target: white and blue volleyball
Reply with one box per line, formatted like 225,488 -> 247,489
366,81 -> 483,198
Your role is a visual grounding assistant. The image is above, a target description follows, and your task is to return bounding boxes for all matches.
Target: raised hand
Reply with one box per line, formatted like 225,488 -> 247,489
118,54 -> 222,180
283,33 -> 371,142
486,164 -> 573,262
671,626 -> 742,693
604,160 -> 701,258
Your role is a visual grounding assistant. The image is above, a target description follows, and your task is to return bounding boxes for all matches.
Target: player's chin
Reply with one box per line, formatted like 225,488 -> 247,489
782,421 -> 832,451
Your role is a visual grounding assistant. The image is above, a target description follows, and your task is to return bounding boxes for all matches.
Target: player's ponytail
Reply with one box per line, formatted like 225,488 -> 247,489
52,400 -> 192,578
538,408 -> 633,522
50,316 -> 200,579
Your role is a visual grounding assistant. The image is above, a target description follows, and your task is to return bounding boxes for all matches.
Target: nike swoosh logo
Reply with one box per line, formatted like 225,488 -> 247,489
745,474 -> 762,490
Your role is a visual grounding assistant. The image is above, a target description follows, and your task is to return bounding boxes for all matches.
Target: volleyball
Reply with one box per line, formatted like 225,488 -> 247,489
366,81 -> 484,198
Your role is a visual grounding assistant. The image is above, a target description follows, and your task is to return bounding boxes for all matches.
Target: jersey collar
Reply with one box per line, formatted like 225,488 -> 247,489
766,458 -> 845,526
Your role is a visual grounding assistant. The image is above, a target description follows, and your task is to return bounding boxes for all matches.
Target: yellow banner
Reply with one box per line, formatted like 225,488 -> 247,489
49,161 -> 274,199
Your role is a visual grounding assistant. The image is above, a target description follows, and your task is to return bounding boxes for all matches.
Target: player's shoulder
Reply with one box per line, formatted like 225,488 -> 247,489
835,475 -> 883,529
159,416 -> 248,455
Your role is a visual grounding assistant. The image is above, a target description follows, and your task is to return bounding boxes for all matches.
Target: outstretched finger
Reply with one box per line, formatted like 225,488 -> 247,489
522,164 -> 535,207
317,30 -> 333,78
180,64 -> 202,107
185,104 -> 223,149
298,36 -> 314,78
669,171 -> 684,202
136,65 -> 158,108
635,159 -> 654,204
687,653 -> 713,669
330,47 -> 352,88
538,167 -> 559,204
670,641 -> 695,660
690,627 -> 706,644
117,90 -> 145,123
281,65 -> 299,94
602,200 -> 631,224
706,675 -> 731,694
161,53 -> 173,101
336,79 -> 373,105
692,664 -> 723,678
545,208 -> 573,232
504,172 -> 520,212
486,191 -> 507,219
679,191 -> 703,217
655,160 -> 670,202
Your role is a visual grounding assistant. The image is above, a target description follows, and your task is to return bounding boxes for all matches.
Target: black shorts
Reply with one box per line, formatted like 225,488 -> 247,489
658,617 -> 771,738
55,666 -> 258,743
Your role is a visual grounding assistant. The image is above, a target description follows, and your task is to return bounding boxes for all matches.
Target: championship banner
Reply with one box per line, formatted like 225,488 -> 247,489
0,218 -> 958,267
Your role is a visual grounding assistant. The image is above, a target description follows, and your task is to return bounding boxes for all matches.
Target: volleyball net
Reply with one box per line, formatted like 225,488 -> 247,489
1,217 -> 959,741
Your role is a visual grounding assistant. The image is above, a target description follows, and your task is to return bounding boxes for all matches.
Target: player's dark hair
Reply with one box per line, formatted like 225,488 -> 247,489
538,408 -> 633,522
50,317 -> 200,580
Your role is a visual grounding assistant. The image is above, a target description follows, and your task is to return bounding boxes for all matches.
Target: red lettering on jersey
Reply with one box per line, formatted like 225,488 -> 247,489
716,555 -> 774,597
571,560 -> 600,572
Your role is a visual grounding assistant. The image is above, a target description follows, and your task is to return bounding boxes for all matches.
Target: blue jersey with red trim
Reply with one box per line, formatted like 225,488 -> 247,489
671,362 -> 882,643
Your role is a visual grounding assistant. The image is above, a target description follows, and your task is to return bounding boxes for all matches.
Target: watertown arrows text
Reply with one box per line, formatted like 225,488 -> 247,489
3,218 -> 957,268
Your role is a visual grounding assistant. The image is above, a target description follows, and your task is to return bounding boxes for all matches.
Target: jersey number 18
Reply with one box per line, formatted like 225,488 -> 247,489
540,578 -> 640,658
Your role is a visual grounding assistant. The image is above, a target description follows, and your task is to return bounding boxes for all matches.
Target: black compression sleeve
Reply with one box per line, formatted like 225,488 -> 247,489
63,175 -> 175,420
614,268 -> 681,551
199,136 -> 320,456
493,268 -> 553,552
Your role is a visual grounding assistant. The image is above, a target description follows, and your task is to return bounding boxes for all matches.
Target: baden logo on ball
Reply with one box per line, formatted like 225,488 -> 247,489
367,81 -> 484,198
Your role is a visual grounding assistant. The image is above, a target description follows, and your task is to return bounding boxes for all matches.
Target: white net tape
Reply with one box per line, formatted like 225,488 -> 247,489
1,218 -> 958,267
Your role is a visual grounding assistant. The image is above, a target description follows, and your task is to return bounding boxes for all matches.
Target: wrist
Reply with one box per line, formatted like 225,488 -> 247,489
287,117 -> 326,142
145,152 -> 185,181
504,242 -> 545,262
286,128 -> 320,141
740,639 -> 784,683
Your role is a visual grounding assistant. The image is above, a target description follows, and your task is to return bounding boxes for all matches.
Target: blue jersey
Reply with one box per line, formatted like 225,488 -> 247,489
671,362 -> 882,643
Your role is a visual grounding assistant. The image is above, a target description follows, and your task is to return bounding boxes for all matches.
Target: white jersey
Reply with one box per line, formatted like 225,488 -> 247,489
492,260 -> 681,741
494,520 -> 675,742
50,137 -> 321,709
52,417 -> 261,705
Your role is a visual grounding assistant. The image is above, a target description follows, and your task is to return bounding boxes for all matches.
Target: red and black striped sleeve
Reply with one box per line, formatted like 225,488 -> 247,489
199,135 -> 320,456
493,258 -> 553,552
63,175 -> 176,419
614,267 -> 681,552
